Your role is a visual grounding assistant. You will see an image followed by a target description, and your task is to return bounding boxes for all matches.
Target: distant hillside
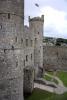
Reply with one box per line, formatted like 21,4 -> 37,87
43,37 -> 67,46
56,38 -> 67,46
43,36 -> 56,45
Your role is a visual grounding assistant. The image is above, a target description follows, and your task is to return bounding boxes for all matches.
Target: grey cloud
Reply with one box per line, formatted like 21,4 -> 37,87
44,26 -> 67,39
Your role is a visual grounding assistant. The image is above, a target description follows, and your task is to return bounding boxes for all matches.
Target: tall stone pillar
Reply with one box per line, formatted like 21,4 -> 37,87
0,0 -> 24,100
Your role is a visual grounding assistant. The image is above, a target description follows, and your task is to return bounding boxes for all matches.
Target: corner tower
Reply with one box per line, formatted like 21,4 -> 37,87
29,15 -> 44,77
0,0 -> 24,100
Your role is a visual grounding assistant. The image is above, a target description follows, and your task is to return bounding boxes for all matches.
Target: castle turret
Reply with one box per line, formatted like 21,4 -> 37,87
0,0 -> 24,100
29,15 -> 44,78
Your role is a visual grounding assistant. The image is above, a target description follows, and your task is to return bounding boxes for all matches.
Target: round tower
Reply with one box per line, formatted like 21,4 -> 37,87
0,0 -> 24,100
29,15 -> 44,78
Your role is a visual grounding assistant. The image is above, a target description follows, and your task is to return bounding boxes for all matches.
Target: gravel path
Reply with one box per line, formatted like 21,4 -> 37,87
34,82 -> 67,94
34,72 -> 67,94
45,72 -> 64,87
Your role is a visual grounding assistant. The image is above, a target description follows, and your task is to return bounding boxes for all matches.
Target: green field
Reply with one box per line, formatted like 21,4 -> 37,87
43,74 -> 52,81
25,71 -> 67,100
57,71 -> 67,87
47,71 -> 67,86
25,88 -> 67,100
43,74 -> 58,84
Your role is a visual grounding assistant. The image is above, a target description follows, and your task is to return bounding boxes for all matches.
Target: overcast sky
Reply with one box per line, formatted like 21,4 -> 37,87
24,0 -> 67,39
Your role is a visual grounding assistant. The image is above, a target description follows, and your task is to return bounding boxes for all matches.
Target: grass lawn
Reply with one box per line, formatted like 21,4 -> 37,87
43,75 -> 52,81
46,71 -> 67,87
25,71 -> 67,100
43,74 -> 58,84
24,88 -> 53,100
25,88 -> 67,100
57,71 -> 67,87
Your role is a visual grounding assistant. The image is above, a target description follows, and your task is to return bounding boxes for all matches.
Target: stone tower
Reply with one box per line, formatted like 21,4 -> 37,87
29,15 -> 44,78
0,0 -> 24,100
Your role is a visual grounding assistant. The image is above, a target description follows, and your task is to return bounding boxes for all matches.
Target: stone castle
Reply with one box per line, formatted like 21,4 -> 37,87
0,0 -> 44,100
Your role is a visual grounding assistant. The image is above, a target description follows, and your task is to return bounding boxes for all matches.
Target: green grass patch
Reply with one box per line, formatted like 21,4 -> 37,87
43,75 -> 52,81
25,88 -> 67,100
45,92 -> 67,100
46,71 -> 67,86
24,88 -> 53,100
57,71 -> 67,87
53,79 -> 58,84
43,75 -> 58,84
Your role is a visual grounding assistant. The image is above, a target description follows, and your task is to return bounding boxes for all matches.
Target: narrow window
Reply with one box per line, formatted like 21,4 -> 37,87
4,49 -> 6,53
8,13 -> 10,19
26,39 -> 28,46
16,61 -> 18,67
24,60 -> 25,66
35,38 -> 37,43
38,32 -> 39,34
39,50 -> 40,53
31,54 -> 32,60
31,40 -> 33,46
21,38 -> 23,44
26,55 -> 28,62
12,45 -> 14,50
15,37 -> 17,42
0,25 -> 2,29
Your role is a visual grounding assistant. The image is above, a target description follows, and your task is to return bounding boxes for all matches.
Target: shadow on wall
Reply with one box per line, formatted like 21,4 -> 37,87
23,66 -> 34,94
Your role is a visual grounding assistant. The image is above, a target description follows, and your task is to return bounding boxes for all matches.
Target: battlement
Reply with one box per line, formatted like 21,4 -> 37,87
29,15 -> 44,22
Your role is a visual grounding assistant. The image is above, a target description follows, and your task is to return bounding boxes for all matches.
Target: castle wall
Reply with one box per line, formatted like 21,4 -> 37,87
23,26 -> 34,94
0,0 -> 24,100
43,46 -> 67,71
24,26 -> 34,67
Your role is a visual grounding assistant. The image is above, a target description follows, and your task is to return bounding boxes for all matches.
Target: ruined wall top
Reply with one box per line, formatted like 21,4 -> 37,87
24,25 -> 30,35
29,15 -> 44,22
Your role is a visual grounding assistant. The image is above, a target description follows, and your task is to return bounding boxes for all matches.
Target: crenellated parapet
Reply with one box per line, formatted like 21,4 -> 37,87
29,15 -> 44,22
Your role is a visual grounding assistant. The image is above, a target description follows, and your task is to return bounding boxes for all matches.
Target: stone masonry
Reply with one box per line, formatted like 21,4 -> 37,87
23,25 -> 34,94
0,0 -> 24,100
0,0 -> 44,99
43,46 -> 67,71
